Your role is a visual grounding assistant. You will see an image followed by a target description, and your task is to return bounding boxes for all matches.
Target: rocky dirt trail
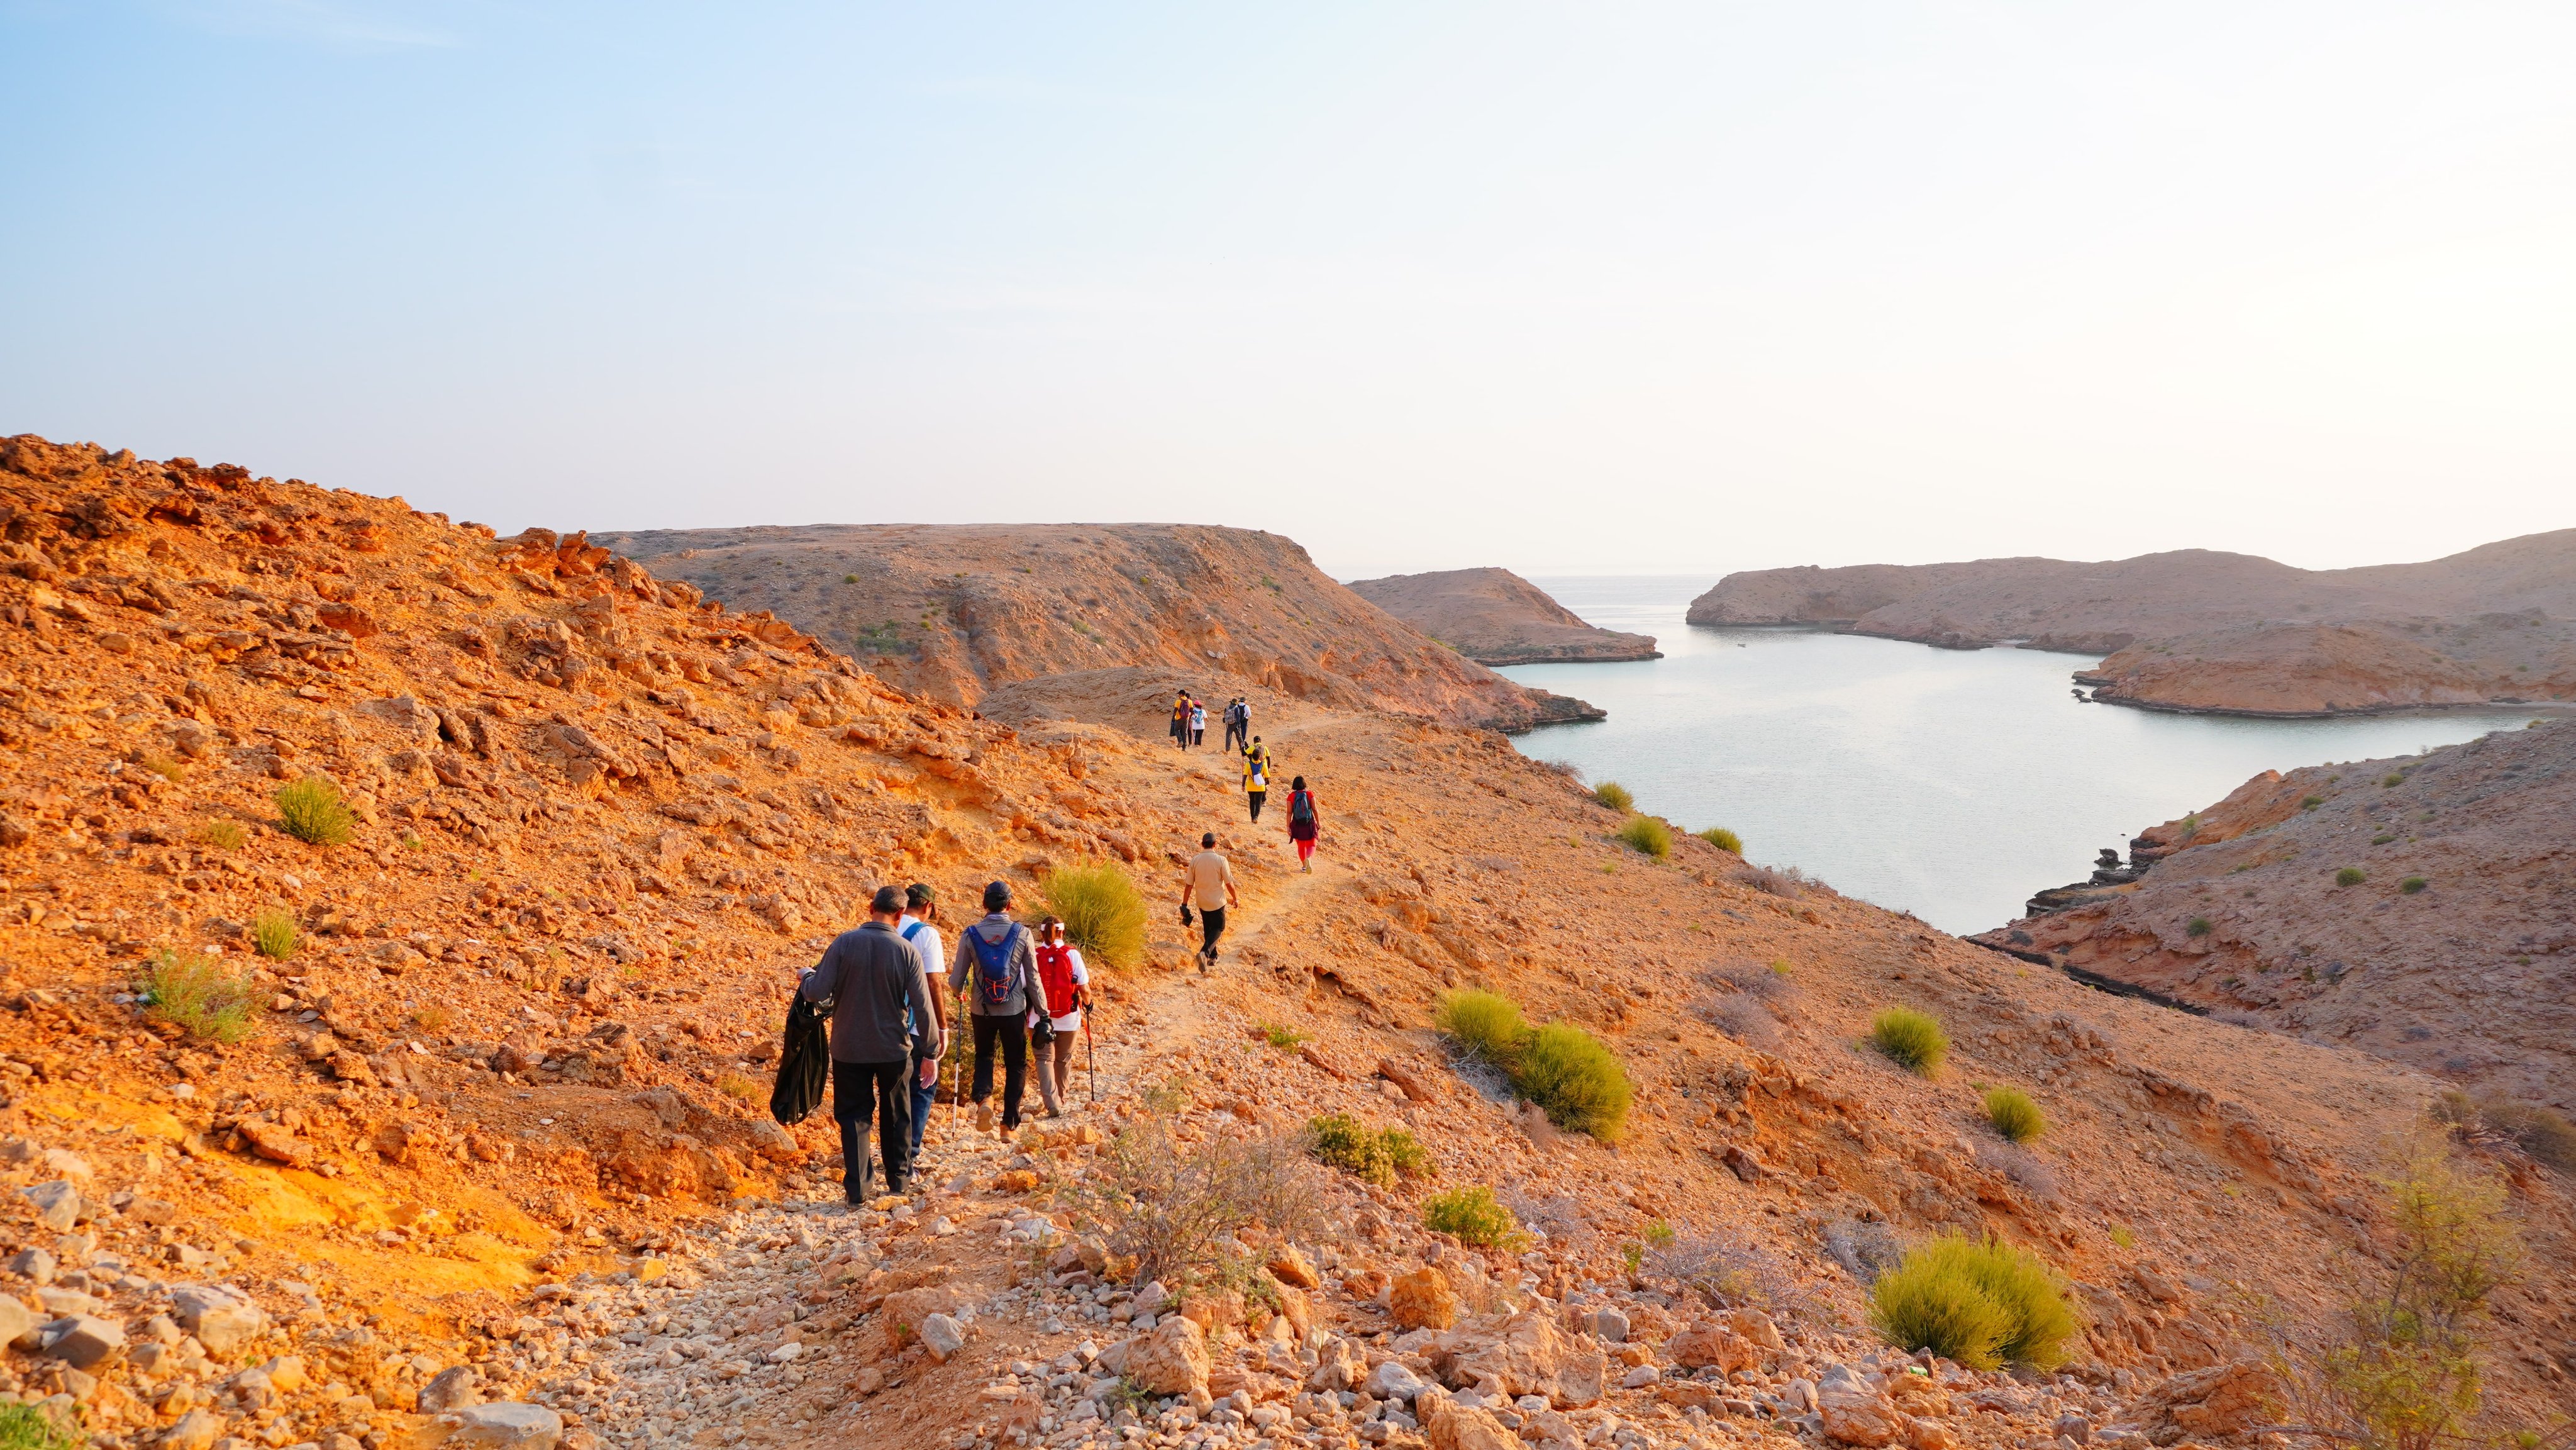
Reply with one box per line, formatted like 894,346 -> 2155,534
0,433 -> 2570,1450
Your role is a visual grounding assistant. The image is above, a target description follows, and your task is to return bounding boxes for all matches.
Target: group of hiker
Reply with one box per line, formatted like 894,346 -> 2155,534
1169,691 -> 1253,752
792,686 -> 1331,1205
795,878 -> 1090,1203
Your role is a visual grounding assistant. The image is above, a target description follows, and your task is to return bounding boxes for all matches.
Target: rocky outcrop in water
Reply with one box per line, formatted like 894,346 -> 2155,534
1345,567 -> 1659,666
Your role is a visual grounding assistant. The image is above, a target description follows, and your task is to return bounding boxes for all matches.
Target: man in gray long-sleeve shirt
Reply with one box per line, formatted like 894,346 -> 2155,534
947,879 -> 1052,1133
801,885 -> 938,1202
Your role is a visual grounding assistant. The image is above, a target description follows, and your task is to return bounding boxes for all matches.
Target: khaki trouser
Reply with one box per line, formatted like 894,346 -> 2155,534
1036,1029 -> 1078,1114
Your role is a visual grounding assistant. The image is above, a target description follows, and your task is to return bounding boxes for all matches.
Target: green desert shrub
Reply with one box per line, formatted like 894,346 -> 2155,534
250,909 -> 299,962
1614,815 -> 1673,859
1697,826 -> 1743,854
197,818 -> 247,850
1870,1008 -> 1949,1076
2336,867 -> 2367,887
2383,772 -> 2406,788
1514,1022 -> 1633,1142
1307,1113 -> 1427,1186
1436,988 -> 1528,1066
1592,781 -> 1635,812
1870,1235 -> 2079,1371
2185,916 -> 2213,937
141,951 -> 256,1044
274,776 -> 355,846
2302,795 -> 2326,810
1423,1186 -> 1524,1250
1985,1087 -> 2046,1144
1043,860 -> 1149,968
2401,876 -> 2428,895
0,1403 -> 82,1450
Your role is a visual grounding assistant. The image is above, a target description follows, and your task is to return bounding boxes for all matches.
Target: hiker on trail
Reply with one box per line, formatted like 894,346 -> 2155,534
1285,774 -> 1320,873
1224,697 -> 1250,753
1169,691 -> 1191,749
895,883 -> 948,1158
1179,830 -> 1239,973
1241,736 -> 1272,823
948,879 -> 1054,1133
799,885 -> 938,1203
1189,698 -> 1208,749
1032,916 -> 1090,1117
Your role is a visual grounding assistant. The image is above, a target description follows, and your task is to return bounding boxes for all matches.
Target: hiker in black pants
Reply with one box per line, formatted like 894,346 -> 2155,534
1223,698 -> 1250,754
947,879 -> 1053,1132
1179,832 -> 1239,973
799,885 -> 938,1203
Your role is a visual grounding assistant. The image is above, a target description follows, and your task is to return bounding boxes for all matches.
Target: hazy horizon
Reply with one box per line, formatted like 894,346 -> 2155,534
6,3 -> 2573,582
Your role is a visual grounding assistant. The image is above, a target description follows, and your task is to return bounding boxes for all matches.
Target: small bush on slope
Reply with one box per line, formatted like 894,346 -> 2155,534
142,951 -> 255,1043
1697,825 -> 1743,853
1614,815 -> 1673,859
1307,1113 -> 1428,1186
1985,1087 -> 2045,1144
1043,860 -> 1149,968
1423,1186 -> 1524,1249
1436,989 -> 1528,1066
274,776 -> 355,846
1870,1007 -> 1948,1076
1592,781 -> 1634,811
1514,1022 -> 1633,1142
1871,1235 -> 2078,1370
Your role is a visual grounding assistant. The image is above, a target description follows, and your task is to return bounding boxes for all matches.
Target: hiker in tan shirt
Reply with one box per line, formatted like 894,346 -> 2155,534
1177,832 -> 1238,974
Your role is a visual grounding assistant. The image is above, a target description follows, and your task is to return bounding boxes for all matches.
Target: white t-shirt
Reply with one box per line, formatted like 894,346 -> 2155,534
1050,948 -> 1090,1033
897,915 -> 947,1046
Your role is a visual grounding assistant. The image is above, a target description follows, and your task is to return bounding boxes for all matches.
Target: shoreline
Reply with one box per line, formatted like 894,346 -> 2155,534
2079,690 -> 2576,722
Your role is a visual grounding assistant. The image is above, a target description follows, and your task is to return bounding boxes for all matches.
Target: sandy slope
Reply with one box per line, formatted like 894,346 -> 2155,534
0,433 -> 2568,1450
592,525 -> 1602,733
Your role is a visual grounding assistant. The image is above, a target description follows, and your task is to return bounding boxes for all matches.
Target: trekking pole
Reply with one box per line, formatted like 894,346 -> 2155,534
1084,1011 -> 1096,1106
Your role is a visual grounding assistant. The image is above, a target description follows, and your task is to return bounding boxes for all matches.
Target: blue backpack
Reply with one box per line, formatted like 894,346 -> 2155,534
964,922 -> 1023,1011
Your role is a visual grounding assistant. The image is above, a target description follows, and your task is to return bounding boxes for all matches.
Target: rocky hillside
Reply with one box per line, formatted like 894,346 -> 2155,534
0,432 -> 2569,1450
1974,719 -> 2576,1110
592,525 -> 1602,733
1687,535 -> 2576,716
1345,570 -> 1658,666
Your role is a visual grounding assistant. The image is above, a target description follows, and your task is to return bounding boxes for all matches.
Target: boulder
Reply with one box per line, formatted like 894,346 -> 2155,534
0,1298 -> 30,1348
1579,1307 -> 1630,1343
170,1284 -> 270,1354
1124,1313 -> 1211,1397
917,1313 -> 967,1363
437,1402 -> 565,1449
238,1119 -> 311,1168
1416,1387 -> 1521,1450
3,1249 -> 50,1285
1266,1243 -> 1321,1290
1666,1324 -> 1760,1373
1307,1337 -> 1368,1393
1389,1267 -> 1458,1331
38,1314 -> 123,1369
1723,1307 -> 1785,1351
419,1365 -> 484,1412
2126,1359 -> 2279,1441
22,1180 -> 78,1231
162,1408 -> 224,1450
1817,1364 -> 1906,1448
1430,1307 -> 1607,1408
1366,1361 -> 1428,1402
1621,1364 -> 1662,1388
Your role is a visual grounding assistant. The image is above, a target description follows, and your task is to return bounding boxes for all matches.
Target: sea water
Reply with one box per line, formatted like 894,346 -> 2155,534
1496,576 -> 2545,935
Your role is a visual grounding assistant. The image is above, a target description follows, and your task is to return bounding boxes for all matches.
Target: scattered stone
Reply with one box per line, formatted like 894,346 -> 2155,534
419,1366 -> 483,1412
917,1313 -> 967,1363
171,1283 -> 270,1354
1389,1266 -> 1458,1331
434,1402 -> 565,1449
23,1180 -> 78,1231
1123,1313 -> 1211,1397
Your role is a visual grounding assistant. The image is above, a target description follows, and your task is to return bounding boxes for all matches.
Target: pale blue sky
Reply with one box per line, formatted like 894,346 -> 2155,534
5,2 -> 2572,579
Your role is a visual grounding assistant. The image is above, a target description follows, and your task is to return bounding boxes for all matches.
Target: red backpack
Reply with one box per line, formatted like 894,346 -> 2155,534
1036,940 -> 1079,1017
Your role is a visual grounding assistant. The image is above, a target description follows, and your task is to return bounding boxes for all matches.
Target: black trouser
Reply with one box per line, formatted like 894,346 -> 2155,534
970,1014 -> 1030,1129
1199,906 -> 1226,962
832,1057 -> 911,1202
1247,790 -> 1265,823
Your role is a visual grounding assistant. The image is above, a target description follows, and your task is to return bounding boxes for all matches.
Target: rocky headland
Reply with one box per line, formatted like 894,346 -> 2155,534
0,431 -> 2569,1450
1343,569 -> 1659,666
593,525 -> 1602,733
1974,718 -> 2576,1111
1688,533 -> 2576,717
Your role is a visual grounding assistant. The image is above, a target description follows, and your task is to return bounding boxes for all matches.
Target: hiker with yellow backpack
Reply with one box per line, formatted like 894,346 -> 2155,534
1241,737 -> 1272,822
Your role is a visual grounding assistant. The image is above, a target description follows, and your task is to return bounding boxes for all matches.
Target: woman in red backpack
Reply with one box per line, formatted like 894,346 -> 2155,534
1032,916 -> 1089,1117
1285,774 -> 1321,873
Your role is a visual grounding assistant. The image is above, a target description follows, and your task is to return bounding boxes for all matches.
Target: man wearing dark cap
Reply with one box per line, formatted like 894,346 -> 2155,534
947,879 -> 1052,1134
894,882 -> 948,1160
801,885 -> 938,1202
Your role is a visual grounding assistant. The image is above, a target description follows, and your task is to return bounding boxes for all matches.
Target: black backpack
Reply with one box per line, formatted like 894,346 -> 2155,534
770,993 -> 830,1125
1289,790 -> 1316,827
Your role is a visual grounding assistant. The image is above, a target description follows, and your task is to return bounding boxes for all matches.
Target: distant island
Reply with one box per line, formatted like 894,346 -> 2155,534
1346,567 -> 1659,666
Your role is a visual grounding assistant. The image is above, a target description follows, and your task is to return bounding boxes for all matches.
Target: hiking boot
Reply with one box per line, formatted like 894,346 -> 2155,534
975,1103 -> 994,1134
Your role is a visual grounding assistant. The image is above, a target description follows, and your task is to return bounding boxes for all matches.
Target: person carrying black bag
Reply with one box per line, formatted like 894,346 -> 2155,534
800,885 -> 938,1203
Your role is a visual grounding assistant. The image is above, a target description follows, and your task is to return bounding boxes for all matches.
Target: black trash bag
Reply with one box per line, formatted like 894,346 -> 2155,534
770,993 -> 830,1126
